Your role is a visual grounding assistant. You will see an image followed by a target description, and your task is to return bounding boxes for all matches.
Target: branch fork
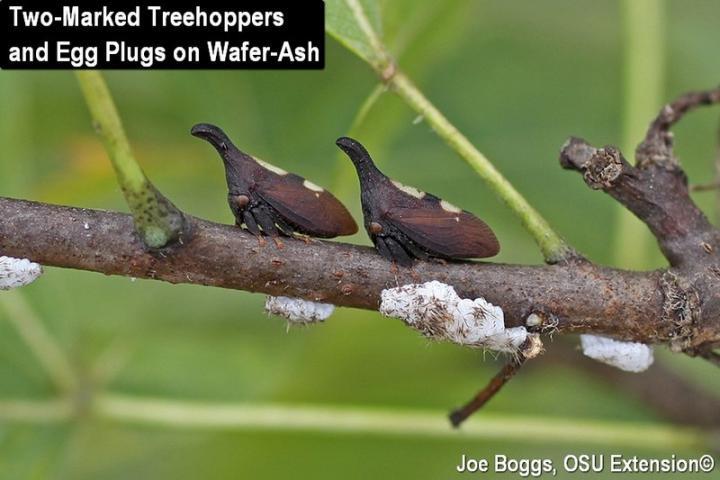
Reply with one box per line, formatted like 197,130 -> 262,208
560,86 -> 720,357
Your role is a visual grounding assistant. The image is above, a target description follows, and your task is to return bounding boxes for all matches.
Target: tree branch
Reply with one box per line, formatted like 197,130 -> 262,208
559,87 -> 720,355
560,137 -> 714,266
3,88 -> 720,367
0,196 -> 672,344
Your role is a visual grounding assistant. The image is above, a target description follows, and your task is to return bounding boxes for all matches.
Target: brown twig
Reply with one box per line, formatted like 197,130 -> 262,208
636,87 -> 720,168
449,356 -> 526,427
0,196 -> 675,343
449,336 -> 542,427
691,181 -> 720,192
560,138 -> 715,266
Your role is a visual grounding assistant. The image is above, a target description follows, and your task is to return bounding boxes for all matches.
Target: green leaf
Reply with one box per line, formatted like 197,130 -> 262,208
325,0 -> 384,65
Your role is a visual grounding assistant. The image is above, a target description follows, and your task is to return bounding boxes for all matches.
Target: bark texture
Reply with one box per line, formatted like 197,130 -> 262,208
0,197 -> 664,341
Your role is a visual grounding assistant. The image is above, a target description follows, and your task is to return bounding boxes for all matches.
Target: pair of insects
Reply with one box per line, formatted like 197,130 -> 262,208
191,124 -> 499,266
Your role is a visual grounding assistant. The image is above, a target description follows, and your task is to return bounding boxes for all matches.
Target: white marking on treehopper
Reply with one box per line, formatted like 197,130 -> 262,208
303,180 -> 324,198
391,180 -> 425,199
302,180 -> 324,192
440,200 -> 462,213
255,157 -> 288,176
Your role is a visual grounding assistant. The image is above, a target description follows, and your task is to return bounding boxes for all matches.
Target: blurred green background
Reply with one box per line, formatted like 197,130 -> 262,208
2,0 -> 720,478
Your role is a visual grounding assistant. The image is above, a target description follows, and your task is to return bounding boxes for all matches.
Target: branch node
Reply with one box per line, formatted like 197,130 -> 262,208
583,147 -> 625,190
76,71 -> 187,249
660,271 -> 701,352
380,59 -> 398,84
560,138 -> 629,190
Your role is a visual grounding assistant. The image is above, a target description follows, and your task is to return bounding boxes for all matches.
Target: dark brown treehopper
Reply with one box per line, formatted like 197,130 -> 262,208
336,137 -> 500,266
192,124 -> 358,239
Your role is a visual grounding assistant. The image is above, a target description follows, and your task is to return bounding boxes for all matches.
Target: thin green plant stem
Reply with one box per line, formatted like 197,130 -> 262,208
0,291 -> 78,393
614,0 -> 665,269
0,398 -> 73,423
75,71 -> 185,249
390,73 -> 573,262
339,0 -> 573,262
0,392 -> 709,450
352,83 -> 387,129
88,394 -> 705,450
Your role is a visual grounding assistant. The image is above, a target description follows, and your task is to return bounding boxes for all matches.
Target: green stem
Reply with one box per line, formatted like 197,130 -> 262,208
75,71 -> 185,249
390,73 -> 573,262
341,0 -> 573,263
351,83 -> 387,130
614,0 -> 665,268
0,393 -> 707,450
0,291 -> 78,393
0,398 -> 73,423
